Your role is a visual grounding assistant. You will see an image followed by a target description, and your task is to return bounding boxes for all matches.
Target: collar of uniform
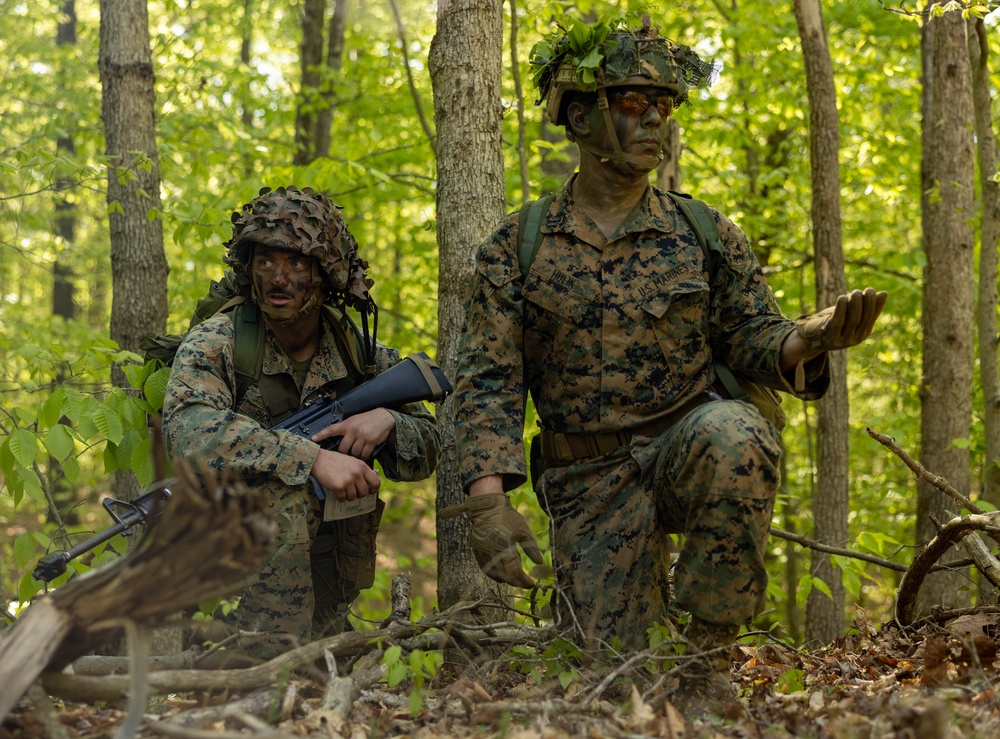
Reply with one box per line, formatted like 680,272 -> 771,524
611,186 -> 677,241
260,316 -> 351,393
548,176 -> 676,247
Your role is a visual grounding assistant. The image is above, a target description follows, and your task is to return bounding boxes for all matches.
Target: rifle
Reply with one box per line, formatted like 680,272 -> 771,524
32,352 -> 452,582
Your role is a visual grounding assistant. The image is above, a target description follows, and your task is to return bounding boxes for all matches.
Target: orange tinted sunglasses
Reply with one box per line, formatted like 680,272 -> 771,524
611,90 -> 675,118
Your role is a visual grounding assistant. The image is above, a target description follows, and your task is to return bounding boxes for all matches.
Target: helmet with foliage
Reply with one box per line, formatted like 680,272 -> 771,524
530,15 -> 717,167
224,185 -> 373,311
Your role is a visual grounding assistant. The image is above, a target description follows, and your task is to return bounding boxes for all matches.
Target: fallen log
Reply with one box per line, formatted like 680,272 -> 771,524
0,460 -> 274,720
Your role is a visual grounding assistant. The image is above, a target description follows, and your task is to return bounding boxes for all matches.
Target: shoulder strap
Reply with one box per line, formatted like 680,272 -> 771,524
665,191 -> 748,403
322,304 -> 373,383
517,193 -> 555,280
664,191 -> 721,272
230,302 -> 266,406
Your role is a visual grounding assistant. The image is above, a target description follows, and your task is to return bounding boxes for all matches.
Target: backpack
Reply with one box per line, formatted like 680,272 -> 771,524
139,269 -> 372,416
516,191 -> 786,431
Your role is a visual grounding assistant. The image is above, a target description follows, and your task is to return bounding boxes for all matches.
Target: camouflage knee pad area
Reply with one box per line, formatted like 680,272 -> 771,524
536,399 -> 781,650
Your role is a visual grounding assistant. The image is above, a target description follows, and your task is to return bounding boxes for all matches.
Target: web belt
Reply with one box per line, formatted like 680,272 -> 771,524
537,391 -> 720,465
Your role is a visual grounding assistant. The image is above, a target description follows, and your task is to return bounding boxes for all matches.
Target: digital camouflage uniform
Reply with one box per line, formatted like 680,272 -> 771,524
454,176 -> 829,649
163,311 -> 439,657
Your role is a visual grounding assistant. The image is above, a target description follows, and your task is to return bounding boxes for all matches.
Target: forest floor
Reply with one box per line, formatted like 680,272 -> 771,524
4,605 -> 1000,739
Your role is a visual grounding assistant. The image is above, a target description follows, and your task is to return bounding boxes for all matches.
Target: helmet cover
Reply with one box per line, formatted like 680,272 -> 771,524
530,16 -> 718,126
224,185 -> 373,309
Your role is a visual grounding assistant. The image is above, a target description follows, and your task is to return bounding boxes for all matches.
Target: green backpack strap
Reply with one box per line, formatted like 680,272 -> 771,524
665,191 -> 748,404
230,302 -> 266,405
322,304 -> 374,383
517,193 -> 555,280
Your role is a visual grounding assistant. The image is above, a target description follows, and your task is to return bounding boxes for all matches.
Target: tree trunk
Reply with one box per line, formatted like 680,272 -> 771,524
100,0 -> 168,363
99,0 -> 169,508
51,0 -> 78,524
294,0 -> 326,165
429,0 -> 507,613
915,3 -> 975,616
315,0 -> 348,160
655,117 -> 682,193
969,17 -> 1000,605
794,0 -> 849,647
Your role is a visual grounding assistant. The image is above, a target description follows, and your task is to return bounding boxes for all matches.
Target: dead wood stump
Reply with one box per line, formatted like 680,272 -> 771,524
0,460 -> 274,720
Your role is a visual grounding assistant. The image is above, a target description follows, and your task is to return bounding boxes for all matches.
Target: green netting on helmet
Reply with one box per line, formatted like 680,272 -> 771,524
530,16 -> 718,124
224,185 -> 373,310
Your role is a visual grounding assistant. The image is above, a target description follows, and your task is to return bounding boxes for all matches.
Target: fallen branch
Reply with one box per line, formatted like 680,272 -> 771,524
0,460 -> 274,721
895,512 -> 1000,627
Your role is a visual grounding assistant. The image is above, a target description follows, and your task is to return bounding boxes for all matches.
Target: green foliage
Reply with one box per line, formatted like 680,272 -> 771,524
381,645 -> 442,715
2,0 -> 999,648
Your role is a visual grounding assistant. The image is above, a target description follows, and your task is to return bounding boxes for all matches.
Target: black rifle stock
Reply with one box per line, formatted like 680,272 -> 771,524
32,352 -> 451,582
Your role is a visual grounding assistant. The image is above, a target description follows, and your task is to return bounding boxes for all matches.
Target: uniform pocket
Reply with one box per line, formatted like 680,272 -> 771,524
330,497 -> 386,591
632,277 -> 710,387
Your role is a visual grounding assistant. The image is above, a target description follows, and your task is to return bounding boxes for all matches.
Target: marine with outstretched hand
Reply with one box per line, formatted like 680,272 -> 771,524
448,14 -> 887,719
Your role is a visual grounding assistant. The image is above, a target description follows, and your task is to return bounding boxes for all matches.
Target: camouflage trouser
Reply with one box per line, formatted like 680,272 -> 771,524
233,485 -> 384,659
534,398 -> 781,651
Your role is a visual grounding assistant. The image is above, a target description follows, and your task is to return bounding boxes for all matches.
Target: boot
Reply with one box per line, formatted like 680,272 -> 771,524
672,618 -> 745,720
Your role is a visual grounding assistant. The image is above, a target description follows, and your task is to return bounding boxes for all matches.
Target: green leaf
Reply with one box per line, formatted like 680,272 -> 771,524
94,406 -> 125,445
131,438 -> 155,486
14,532 -> 38,568
144,367 -> 171,413
8,430 -> 39,468
40,387 -> 67,427
407,689 -> 422,716
19,572 -> 42,604
43,424 -> 75,462
21,468 -> 45,504
558,670 -> 575,690
386,662 -> 407,689
775,667 -> 805,694
62,456 -> 82,483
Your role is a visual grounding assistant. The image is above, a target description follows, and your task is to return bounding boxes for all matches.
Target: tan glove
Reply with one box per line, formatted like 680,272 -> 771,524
791,287 -> 888,391
794,288 -> 888,351
439,494 -> 543,588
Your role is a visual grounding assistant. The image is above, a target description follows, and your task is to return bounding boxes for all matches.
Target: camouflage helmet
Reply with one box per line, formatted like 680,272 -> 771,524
530,17 -> 717,127
224,185 -> 373,309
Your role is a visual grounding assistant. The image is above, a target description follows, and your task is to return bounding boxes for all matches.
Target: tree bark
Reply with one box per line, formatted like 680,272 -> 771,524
915,3 -> 976,616
429,0 -> 508,614
293,0 -> 327,165
100,0 -> 168,364
0,464 -> 272,721
969,18 -> 1000,550
793,0 -> 849,647
315,0 -> 348,160
99,0 -> 169,512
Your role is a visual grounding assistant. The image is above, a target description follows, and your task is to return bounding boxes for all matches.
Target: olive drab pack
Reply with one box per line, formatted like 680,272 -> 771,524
516,192 -> 786,431
139,269 -> 371,416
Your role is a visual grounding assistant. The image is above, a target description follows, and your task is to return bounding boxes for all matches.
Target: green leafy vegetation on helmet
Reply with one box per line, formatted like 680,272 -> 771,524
224,185 -> 374,310
529,14 -> 718,126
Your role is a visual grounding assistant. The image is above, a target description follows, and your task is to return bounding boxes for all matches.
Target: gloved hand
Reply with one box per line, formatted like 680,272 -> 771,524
795,288 -> 888,352
439,494 -> 543,588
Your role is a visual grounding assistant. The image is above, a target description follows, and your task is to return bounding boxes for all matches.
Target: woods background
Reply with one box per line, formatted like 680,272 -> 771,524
2,0 -> 999,652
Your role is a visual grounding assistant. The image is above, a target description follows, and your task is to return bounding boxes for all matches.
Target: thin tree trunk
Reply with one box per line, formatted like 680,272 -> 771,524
51,0 -> 78,527
315,0 -> 347,160
240,0 -> 255,178
509,0 -> 529,203
969,17 -> 1000,604
294,0 -> 326,165
429,0 -> 507,615
794,0 -> 849,647
99,0 -> 168,366
915,3 -> 976,616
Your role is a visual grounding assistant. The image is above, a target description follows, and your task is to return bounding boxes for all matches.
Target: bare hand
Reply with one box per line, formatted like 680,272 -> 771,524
310,448 -> 381,501
311,408 -> 396,461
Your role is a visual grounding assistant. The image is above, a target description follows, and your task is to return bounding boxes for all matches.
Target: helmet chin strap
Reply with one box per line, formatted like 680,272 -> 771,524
569,88 -> 664,170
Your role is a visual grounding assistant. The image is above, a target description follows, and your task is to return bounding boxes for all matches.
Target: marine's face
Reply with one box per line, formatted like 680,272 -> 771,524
250,244 -> 317,316
585,86 -> 674,173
